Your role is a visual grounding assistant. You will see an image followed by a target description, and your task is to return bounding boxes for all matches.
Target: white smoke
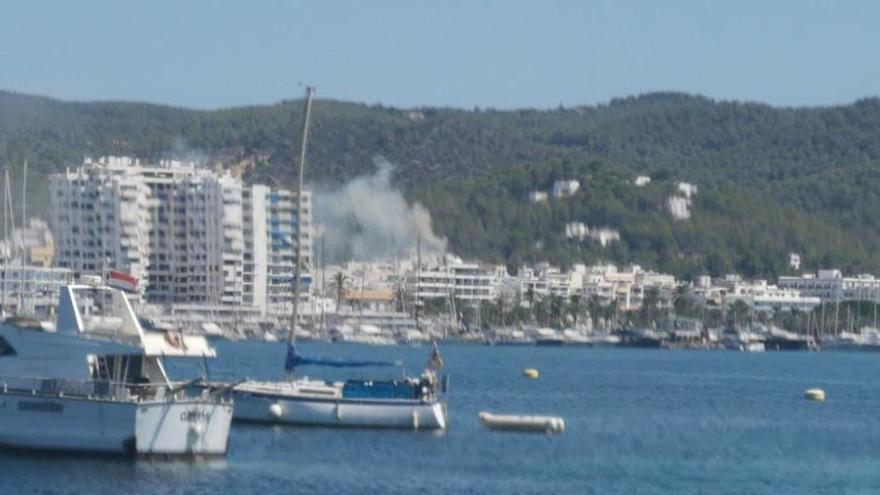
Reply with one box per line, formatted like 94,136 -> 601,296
312,156 -> 447,261
169,138 -> 210,166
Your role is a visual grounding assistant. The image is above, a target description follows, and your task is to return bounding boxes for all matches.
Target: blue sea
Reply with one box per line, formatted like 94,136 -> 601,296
3,342 -> 880,494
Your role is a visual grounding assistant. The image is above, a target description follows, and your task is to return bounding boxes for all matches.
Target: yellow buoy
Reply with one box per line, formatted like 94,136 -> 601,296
523,368 -> 539,379
804,388 -> 826,401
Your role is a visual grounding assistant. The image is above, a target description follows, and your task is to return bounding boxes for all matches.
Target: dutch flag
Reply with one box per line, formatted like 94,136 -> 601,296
106,271 -> 138,293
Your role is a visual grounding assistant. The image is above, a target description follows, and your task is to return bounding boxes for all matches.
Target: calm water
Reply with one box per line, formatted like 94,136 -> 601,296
3,342 -> 880,494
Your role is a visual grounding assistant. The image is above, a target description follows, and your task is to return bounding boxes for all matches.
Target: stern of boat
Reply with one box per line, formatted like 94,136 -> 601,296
429,400 -> 448,430
134,398 -> 233,457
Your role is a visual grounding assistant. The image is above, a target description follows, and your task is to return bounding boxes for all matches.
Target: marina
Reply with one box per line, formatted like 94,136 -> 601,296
1,0 -> 878,492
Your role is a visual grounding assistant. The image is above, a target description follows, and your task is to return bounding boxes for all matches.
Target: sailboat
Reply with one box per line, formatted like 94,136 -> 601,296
231,343 -> 447,429
226,86 -> 448,430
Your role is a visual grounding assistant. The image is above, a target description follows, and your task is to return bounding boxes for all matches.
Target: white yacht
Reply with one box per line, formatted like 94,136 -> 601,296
0,284 -> 233,457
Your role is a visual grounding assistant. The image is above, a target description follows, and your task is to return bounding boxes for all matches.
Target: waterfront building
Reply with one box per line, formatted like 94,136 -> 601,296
518,263 -> 586,299
410,256 -> 503,304
778,270 -> 880,303
50,156 -> 311,321
579,264 -> 676,311
720,278 -> 820,313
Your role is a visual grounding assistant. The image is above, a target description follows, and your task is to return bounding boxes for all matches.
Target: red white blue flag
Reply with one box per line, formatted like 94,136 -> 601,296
106,271 -> 138,293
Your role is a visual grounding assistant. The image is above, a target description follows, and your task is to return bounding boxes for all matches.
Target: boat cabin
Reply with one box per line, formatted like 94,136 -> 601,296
0,284 -> 216,400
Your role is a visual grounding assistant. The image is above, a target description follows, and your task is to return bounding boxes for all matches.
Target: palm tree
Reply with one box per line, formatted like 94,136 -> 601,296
331,271 -> 347,313
673,285 -> 693,317
549,295 -> 564,328
586,295 -> 603,330
567,294 -> 584,327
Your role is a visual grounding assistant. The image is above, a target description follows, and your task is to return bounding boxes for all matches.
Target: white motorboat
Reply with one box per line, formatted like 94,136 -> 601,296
0,283 -> 233,457
228,344 -> 447,430
822,329 -> 880,352
721,329 -> 766,352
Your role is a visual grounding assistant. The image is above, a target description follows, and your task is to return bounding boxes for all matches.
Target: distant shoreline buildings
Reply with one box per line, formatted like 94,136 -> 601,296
0,155 -> 874,337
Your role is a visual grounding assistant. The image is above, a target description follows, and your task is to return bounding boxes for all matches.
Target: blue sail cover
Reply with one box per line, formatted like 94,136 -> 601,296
284,344 -> 398,373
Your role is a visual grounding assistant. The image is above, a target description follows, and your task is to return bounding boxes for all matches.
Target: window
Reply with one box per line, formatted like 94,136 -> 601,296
0,337 -> 16,357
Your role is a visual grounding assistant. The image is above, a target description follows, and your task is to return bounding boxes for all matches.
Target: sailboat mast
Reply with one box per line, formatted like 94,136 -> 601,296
20,159 -> 28,315
287,86 -> 315,354
1,168 -> 7,314
20,159 -> 26,263
321,234 -> 326,334
5,170 -> 16,313
416,232 -> 421,332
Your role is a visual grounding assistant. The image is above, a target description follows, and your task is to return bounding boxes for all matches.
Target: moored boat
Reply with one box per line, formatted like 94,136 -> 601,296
0,283 -> 233,457
229,343 -> 448,430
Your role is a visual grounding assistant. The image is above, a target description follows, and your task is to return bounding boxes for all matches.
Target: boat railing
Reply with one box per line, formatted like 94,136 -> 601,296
0,375 -> 227,404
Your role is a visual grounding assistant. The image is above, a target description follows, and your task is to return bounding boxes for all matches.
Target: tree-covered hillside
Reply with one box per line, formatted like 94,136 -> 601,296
1,89 -> 879,277
414,158 -> 880,278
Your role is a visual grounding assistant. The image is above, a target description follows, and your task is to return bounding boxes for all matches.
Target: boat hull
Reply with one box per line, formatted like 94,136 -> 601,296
0,392 -> 232,457
232,390 -> 447,430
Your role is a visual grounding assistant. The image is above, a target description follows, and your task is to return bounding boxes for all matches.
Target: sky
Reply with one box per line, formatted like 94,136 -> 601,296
1,0 -> 878,110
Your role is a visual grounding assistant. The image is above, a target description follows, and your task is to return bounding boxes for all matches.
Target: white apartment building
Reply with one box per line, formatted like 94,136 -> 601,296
410,256 -> 503,304
720,278 -> 820,313
581,264 -> 676,311
519,263 -> 586,299
50,157 -> 311,318
778,270 -> 880,302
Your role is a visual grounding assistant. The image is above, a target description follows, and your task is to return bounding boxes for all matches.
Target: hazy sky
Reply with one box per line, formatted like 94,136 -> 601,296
1,0 -> 878,109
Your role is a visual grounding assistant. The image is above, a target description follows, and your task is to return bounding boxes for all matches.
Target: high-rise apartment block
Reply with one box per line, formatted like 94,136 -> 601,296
50,157 -> 311,317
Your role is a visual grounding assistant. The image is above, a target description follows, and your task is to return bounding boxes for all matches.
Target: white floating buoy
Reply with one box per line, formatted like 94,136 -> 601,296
478,411 -> 564,434
804,388 -> 826,401
269,402 -> 284,418
523,368 -> 540,379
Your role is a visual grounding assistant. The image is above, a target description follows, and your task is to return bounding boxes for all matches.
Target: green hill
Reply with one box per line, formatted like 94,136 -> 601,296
2,90 -> 880,277
414,158 -> 880,278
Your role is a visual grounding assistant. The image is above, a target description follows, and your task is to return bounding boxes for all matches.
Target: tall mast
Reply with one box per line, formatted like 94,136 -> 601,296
321,233 -> 326,334
1,168 -> 7,314
416,232 -> 421,332
5,170 -> 15,313
20,159 -> 27,315
20,158 -> 26,263
287,85 -> 315,376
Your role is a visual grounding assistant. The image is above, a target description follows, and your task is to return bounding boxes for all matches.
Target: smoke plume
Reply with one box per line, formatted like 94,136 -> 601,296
312,156 -> 447,262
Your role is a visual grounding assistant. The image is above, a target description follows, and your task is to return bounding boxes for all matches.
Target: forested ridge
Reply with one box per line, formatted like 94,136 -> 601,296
2,89 -> 879,277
